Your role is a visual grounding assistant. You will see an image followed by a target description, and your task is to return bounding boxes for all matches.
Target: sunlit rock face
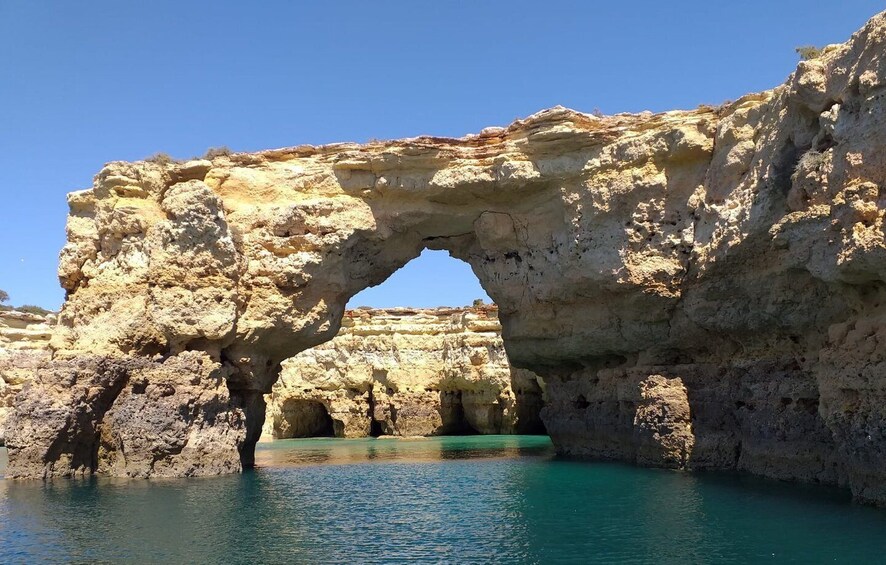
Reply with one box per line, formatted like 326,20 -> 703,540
262,305 -> 545,440
8,11 -> 886,504
0,310 -> 55,444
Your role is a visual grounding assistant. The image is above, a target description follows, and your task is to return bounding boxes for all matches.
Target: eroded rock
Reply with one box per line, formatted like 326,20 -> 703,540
8,11 -> 886,505
0,310 -> 55,444
262,305 -> 545,439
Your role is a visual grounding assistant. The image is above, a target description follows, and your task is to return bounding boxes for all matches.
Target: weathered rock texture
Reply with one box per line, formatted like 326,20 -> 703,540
8,12 -> 886,504
262,305 -> 545,439
0,310 -> 54,444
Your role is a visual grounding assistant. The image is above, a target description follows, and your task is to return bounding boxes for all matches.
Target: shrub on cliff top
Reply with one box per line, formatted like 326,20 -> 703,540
795,45 -> 823,60
203,146 -> 232,159
144,152 -> 177,165
0,289 -> 8,304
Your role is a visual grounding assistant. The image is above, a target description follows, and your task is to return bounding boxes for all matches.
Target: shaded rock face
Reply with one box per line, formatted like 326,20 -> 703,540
0,310 -> 55,444
262,306 -> 546,440
273,399 -> 336,439
8,11 -> 886,504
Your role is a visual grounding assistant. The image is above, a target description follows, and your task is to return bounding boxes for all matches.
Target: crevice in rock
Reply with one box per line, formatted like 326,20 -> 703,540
367,386 -> 384,437
514,386 -> 547,434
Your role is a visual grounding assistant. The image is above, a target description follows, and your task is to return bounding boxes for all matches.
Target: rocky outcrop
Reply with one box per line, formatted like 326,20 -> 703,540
262,305 -> 545,439
8,11 -> 886,505
0,310 -> 54,444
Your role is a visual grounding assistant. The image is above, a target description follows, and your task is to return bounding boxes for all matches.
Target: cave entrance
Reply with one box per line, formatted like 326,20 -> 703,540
439,391 -> 482,435
274,399 -> 337,439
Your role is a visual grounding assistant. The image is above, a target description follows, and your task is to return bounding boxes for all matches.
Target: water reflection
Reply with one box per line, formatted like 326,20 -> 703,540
253,435 -> 555,468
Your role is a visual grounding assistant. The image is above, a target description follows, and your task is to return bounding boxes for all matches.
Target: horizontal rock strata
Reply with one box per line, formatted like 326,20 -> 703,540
7,11 -> 886,505
0,310 -> 54,444
262,305 -> 545,439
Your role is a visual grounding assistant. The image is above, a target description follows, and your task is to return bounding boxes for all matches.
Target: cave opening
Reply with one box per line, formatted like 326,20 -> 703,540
438,390 -> 481,435
274,399 -> 337,439
367,385 -> 387,437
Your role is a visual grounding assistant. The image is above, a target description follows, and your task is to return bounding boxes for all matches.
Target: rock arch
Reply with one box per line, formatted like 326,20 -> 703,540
7,12 -> 886,504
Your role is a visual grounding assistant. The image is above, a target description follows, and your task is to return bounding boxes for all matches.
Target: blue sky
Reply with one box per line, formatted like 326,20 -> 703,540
0,1 -> 882,309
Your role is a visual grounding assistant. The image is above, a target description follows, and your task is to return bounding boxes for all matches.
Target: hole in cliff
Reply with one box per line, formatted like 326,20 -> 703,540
349,249 -> 490,308
369,418 -> 384,438
573,395 -> 591,410
439,391 -> 481,435
367,386 -> 387,437
264,248 -> 553,445
273,399 -> 336,439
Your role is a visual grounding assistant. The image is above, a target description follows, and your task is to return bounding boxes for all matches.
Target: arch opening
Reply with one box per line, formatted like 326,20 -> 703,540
259,249 -> 549,447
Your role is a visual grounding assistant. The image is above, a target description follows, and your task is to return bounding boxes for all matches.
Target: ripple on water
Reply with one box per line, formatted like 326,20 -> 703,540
1,437 -> 885,563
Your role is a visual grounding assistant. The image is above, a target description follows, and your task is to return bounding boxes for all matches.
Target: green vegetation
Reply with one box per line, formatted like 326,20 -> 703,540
795,45 -> 823,60
472,298 -> 485,307
0,289 -> 8,304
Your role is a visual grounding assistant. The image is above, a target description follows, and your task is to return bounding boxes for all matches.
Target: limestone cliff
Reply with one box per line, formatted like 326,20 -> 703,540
262,305 -> 544,439
7,11 -> 886,505
0,310 -> 54,444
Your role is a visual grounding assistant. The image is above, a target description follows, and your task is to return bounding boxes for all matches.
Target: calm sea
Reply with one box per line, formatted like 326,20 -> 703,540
1,436 -> 885,563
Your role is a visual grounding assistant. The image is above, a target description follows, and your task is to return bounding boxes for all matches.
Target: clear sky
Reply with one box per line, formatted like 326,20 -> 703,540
0,1 -> 882,309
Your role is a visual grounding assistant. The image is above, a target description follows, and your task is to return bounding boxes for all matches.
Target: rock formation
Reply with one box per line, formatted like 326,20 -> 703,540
262,305 -> 545,439
0,310 -> 54,444
7,11 -> 886,504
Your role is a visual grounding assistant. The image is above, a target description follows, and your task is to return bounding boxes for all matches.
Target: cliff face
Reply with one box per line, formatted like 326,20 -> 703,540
262,305 -> 544,439
7,11 -> 886,504
0,310 -> 54,444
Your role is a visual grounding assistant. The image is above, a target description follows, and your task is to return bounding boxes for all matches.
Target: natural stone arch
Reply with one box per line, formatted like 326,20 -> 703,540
6,12 -> 886,505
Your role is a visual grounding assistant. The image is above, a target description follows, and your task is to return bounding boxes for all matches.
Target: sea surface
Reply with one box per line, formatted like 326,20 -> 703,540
1,436 -> 885,563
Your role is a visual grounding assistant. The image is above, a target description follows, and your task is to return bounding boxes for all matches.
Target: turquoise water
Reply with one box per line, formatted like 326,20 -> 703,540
1,436 -> 886,563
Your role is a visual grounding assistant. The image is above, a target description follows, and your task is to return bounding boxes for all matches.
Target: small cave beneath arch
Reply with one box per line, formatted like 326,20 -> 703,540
274,399 -> 337,439
439,391 -> 481,435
